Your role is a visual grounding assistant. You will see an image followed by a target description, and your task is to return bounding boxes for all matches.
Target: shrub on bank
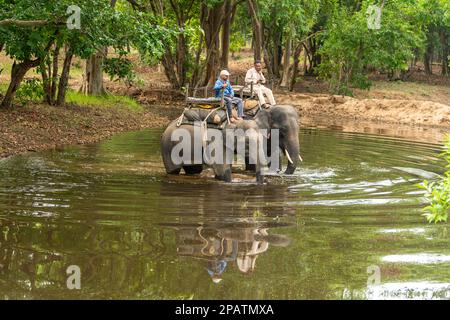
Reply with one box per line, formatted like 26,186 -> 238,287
419,136 -> 450,223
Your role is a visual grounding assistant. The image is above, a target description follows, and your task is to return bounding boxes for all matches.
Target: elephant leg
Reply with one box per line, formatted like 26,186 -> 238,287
245,155 -> 257,172
213,164 -> 232,182
255,163 -> 263,184
161,120 -> 187,176
162,153 -> 182,175
166,167 -> 181,175
183,165 -> 203,175
279,151 -> 283,172
246,147 -> 263,183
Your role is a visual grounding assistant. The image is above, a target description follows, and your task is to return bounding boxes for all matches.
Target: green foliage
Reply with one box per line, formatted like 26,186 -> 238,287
66,90 -> 143,112
317,0 -> 424,94
316,6 -> 370,94
15,78 -> 44,105
230,32 -> 246,56
0,0 -> 171,105
103,57 -> 135,82
1,0 -> 448,103
418,136 -> 450,224
0,0 -> 108,60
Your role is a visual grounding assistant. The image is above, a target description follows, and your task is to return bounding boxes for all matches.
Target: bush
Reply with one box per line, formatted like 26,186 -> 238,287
317,0 -> 423,95
418,136 -> 450,223
15,78 -> 44,105
103,57 -> 135,83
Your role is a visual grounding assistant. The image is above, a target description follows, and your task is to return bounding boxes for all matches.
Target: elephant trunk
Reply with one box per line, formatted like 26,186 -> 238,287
284,131 -> 300,175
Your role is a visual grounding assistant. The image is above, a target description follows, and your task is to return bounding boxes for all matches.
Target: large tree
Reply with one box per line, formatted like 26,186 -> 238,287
0,0 -> 168,107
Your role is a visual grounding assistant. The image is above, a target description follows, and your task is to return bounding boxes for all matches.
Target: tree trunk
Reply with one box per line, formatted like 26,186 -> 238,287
303,43 -> 312,75
247,0 -> 262,62
200,1 -> 226,86
271,31 -> 283,79
306,37 -> 321,75
50,44 -> 60,103
162,49 -> 181,89
191,33 -> 204,87
289,44 -> 303,91
1,59 -> 40,108
82,50 -> 106,95
176,34 -> 187,87
56,48 -> 74,106
424,36 -> 434,75
41,68 -> 52,104
280,34 -> 292,87
81,0 -> 116,95
440,30 -> 449,76
220,0 -> 232,69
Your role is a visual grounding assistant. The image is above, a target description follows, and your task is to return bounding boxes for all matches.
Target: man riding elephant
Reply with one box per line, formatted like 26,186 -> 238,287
214,70 -> 244,123
245,60 -> 276,108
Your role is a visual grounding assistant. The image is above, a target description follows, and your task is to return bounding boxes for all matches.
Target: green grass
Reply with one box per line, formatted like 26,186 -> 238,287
65,91 -> 143,112
0,60 -> 12,77
0,82 -> 8,93
0,83 -> 142,112
70,62 -> 84,78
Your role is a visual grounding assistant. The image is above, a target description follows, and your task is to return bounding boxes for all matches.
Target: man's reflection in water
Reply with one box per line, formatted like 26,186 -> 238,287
170,224 -> 291,283
159,181 -> 294,283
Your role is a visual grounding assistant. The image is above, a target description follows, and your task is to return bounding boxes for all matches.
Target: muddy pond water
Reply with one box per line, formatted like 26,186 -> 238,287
0,128 -> 449,299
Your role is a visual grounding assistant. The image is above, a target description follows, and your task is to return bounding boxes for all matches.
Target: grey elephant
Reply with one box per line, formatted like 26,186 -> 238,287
160,105 -> 300,182
252,105 -> 301,174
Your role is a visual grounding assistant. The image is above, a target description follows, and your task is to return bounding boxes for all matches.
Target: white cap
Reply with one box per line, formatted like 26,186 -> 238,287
220,70 -> 230,76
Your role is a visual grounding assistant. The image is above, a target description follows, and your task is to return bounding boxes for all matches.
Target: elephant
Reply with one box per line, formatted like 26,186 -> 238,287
160,105 -> 300,182
161,223 -> 291,281
161,118 -> 264,182
252,104 -> 301,175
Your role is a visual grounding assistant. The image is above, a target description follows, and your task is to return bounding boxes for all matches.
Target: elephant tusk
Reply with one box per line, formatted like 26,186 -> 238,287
285,149 -> 294,164
299,154 -> 303,162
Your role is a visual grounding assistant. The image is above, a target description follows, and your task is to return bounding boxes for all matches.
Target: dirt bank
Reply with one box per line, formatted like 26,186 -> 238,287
278,92 -> 450,127
1,50 -> 449,157
0,103 -> 182,158
276,92 -> 450,143
2,93 -> 448,160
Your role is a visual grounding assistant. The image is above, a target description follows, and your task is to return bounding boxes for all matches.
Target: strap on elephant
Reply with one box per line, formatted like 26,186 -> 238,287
201,91 -> 228,163
175,104 -> 222,164
176,108 -> 188,127
176,104 -> 224,128
220,90 -> 231,125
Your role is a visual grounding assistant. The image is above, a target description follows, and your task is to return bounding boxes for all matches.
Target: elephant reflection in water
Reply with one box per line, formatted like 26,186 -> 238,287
171,225 -> 291,283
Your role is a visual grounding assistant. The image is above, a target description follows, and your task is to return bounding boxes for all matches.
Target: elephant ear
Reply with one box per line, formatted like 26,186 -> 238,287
255,108 -> 272,129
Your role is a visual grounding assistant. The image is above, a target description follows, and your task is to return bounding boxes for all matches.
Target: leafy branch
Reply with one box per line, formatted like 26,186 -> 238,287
418,136 -> 450,223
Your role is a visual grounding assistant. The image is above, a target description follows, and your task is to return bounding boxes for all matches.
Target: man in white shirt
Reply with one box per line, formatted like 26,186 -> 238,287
245,60 -> 276,107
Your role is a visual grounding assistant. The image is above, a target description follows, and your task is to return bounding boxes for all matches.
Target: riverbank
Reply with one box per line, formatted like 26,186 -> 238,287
1,51 -> 449,158
278,92 -> 450,127
1,94 -> 448,160
0,101 -> 181,159
277,92 -> 450,143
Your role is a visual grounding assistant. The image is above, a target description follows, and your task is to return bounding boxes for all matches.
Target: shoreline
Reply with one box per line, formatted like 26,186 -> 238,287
0,102 -> 177,159
278,92 -> 450,144
300,115 -> 447,145
1,95 -> 449,159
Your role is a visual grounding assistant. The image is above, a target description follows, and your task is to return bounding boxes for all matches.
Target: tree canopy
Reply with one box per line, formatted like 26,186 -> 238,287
0,0 -> 448,106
